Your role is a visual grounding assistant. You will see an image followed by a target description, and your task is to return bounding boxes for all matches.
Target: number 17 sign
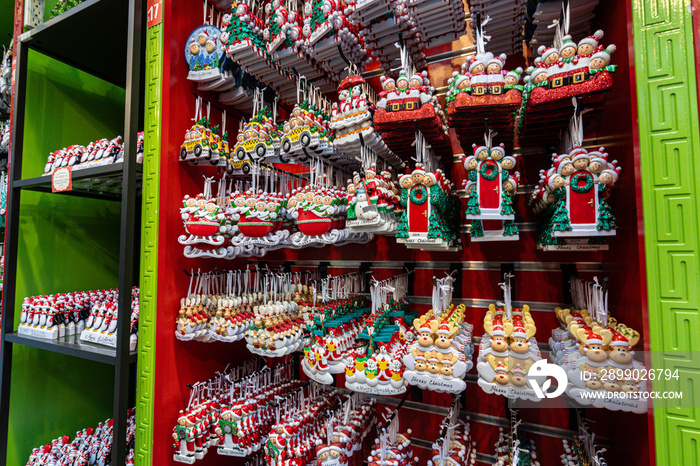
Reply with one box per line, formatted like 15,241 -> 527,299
147,0 -> 162,28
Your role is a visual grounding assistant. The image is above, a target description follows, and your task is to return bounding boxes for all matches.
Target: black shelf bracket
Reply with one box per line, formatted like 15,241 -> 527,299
318,262 -> 330,279
359,262 -> 372,293
561,264 -> 578,305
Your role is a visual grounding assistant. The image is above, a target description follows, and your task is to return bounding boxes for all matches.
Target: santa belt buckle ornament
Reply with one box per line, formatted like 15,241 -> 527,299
573,72 -> 586,84
491,85 -> 502,95
474,86 -> 486,96
552,77 -> 564,89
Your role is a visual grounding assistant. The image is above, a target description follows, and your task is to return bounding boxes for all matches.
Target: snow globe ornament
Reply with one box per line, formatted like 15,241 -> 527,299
462,132 -> 520,242
185,25 -> 224,82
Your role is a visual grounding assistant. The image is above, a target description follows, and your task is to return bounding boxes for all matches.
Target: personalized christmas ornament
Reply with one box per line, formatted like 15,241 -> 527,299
178,177 -> 229,259
476,275 -> 545,402
374,50 -> 451,159
559,417 -> 608,466
41,135 -> 129,175
344,273 -> 416,395
489,411 -> 541,466
185,24 -> 226,82
551,277 -> 646,413
346,161 -> 400,235
530,107 -> 621,250
301,275 -> 369,384
25,409 -> 136,466
427,397 -> 478,466
395,160 -> 461,251
233,99 -> 277,164
447,15 -> 523,152
179,98 -> 227,167
402,275 -> 474,394
366,404 -> 418,466
278,98 -> 335,163
519,11 -> 617,144
461,132 -> 521,241
18,287 -> 139,350
79,287 -> 140,351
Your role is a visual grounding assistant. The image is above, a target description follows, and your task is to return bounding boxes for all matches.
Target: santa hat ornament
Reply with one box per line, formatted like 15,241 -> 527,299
537,46 -> 558,62
466,56 -> 483,74
491,324 -> 506,337
586,330 -> 604,345
380,76 -> 396,91
487,53 -> 507,68
472,143 -> 488,157
505,68 -> 522,82
578,30 -> 604,50
512,324 -> 527,339
437,322 -> 451,335
591,45 -> 617,66
611,332 -> 630,347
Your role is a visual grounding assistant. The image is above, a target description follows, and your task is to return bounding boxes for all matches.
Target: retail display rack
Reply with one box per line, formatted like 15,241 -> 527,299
0,0 -> 144,464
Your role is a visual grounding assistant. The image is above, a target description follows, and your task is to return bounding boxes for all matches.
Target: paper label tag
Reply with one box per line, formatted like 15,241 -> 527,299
147,0 -> 163,28
52,167 -> 73,192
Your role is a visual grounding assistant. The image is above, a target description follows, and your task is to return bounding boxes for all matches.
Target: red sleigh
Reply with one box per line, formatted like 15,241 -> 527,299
296,209 -> 332,237
237,214 -> 275,238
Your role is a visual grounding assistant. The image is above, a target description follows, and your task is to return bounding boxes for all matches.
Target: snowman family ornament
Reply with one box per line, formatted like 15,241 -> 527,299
346,164 -> 401,235
461,133 -> 521,241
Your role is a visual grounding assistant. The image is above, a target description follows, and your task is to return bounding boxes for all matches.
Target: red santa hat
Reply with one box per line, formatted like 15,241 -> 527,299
585,330 -> 604,345
611,332 -> 630,347
512,324 -> 527,338
437,322 -> 451,335
511,364 -> 527,375
472,143 -> 488,157
578,30 -> 604,49
487,53 -> 507,68
466,56 -> 483,73
591,45 -> 616,65
537,45 -> 558,61
491,324 -> 506,337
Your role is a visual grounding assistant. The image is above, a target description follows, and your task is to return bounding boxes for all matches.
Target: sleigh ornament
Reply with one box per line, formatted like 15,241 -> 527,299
518,11 -> 617,144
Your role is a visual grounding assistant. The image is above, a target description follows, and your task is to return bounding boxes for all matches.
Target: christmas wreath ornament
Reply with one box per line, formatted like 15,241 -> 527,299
529,104 -> 620,250
461,131 -> 521,241
447,14 -> 523,153
549,277 -> 647,414
476,274 -> 546,402
402,275 -> 474,394
518,3 -> 617,144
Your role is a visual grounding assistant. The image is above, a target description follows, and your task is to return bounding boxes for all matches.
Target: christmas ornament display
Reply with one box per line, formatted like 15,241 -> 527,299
446,16 -> 523,152
179,176 -> 232,259
374,52 -> 451,159
488,411 -> 540,466
395,161 -> 461,251
277,98 -> 336,163
0,44 -> 10,115
25,408 -> 136,466
185,21 -> 230,88
366,401 -> 418,466
342,273 -> 416,395
559,416 -> 608,466
232,94 -> 278,164
301,275 -> 369,384
171,358 -> 286,462
41,135 -> 133,175
476,275 -> 545,402
551,277 -> 646,413
79,287 -> 139,351
18,287 -> 139,351
519,18 -> 617,143
427,397 -> 478,466
402,274 -> 474,394
530,109 -> 620,250
461,132 -> 521,241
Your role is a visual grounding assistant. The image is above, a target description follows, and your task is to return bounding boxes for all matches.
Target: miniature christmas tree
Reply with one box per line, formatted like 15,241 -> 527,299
500,191 -> 515,215
396,212 -> 409,238
427,212 -> 449,241
503,220 -> 519,236
309,0 -> 327,31
597,200 -> 617,230
466,190 -> 480,215
470,220 -> 484,238
550,198 -> 572,231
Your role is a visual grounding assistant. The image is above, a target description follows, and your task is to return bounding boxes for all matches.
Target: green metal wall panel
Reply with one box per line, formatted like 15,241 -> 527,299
135,19 -> 163,466
632,0 -> 700,463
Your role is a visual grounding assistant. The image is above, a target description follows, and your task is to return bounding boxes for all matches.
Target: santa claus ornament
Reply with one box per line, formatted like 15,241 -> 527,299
402,275 -> 473,394
462,131 -> 521,241
529,104 -> 621,250
476,274 -> 545,402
